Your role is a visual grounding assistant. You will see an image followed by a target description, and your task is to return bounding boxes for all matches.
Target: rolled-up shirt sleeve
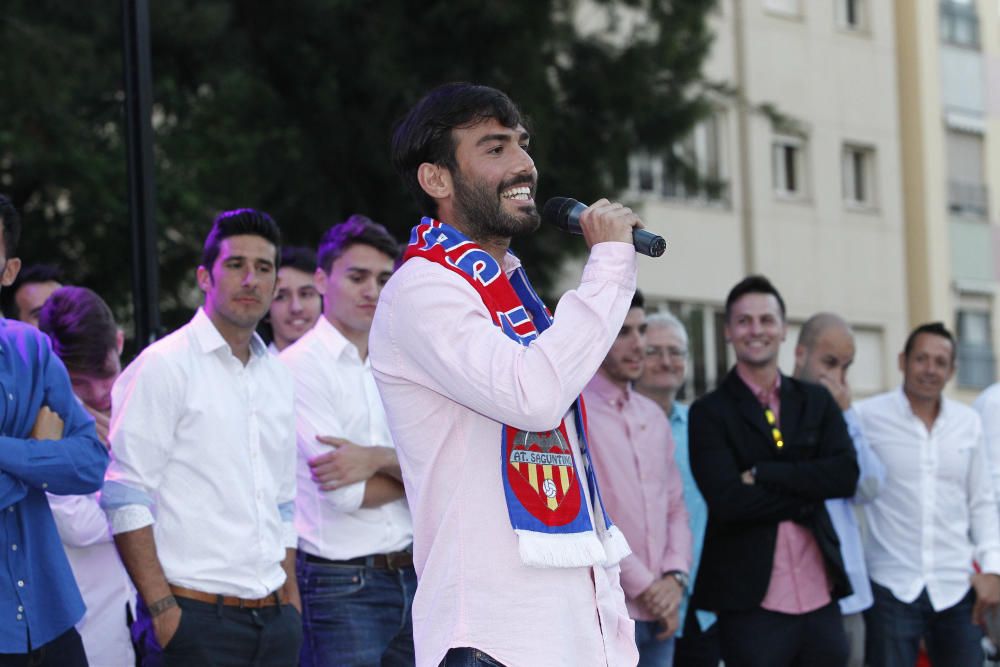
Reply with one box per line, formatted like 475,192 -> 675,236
101,349 -> 180,534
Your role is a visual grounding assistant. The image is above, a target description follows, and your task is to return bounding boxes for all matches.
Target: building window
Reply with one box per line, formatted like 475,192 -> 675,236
772,135 -> 807,199
940,0 -> 980,48
946,129 -> 988,219
764,0 -> 802,17
837,0 -> 868,31
842,144 -> 877,208
956,309 -> 996,388
628,113 -> 729,206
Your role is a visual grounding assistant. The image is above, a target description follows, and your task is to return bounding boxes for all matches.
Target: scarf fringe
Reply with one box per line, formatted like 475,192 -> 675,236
516,530 -> 609,568
599,524 -> 632,566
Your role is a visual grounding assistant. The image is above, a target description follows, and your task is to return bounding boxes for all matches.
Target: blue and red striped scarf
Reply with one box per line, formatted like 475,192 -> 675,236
404,218 -> 630,568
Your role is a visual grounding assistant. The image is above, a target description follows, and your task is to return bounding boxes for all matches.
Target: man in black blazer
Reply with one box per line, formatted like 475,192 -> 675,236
689,276 -> 859,667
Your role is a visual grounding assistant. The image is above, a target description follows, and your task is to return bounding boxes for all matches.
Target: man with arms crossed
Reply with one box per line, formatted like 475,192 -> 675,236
282,215 -> 415,666
858,322 -> 1000,666
371,83 -> 642,666
792,313 -> 884,667
689,276 -> 858,667
584,291 -> 692,666
101,209 -> 302,666
635,311 -> 719,667
0,194 -> 108,666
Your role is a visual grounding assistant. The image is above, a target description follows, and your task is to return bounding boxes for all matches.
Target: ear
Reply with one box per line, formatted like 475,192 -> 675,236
794,343 -> 806,370
313,267 -> 327,296
196,265 -> 211,293
115,329 -> 125,355
897,351 -> 905,374
417,162 -> 453,203
0,257 -> 21,287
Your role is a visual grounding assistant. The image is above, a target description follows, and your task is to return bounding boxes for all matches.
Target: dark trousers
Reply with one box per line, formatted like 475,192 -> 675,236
132,595 -> 302,667
674,604 -> 721,667
439,648 -> 506,666
866,582 -> 984,667
718,601 -> 848,667
0,628 -> 88,667
297,552 -> 416,667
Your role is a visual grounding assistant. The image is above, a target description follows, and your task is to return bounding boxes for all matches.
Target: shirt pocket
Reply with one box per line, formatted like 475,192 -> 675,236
939,441 -> 975,484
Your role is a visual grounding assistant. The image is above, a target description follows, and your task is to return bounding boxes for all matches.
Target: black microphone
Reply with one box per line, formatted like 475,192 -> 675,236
541,197 -> 666,258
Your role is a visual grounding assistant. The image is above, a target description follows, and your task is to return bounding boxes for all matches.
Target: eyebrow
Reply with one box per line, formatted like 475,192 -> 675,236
475,130 -> 530,147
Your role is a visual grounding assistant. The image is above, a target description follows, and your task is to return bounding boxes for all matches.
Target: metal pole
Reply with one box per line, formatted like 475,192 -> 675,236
121,0 -> 160,350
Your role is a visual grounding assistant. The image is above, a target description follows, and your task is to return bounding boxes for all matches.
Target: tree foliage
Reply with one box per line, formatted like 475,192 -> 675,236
0,0 -> 717,339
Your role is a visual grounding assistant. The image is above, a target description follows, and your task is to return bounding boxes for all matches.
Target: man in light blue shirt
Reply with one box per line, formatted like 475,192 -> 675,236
793,313 -> 885,667
636,311 -> 719,667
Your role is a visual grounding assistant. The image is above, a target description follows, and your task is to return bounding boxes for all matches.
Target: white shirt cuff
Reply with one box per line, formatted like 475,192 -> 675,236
108,504 -> 155,534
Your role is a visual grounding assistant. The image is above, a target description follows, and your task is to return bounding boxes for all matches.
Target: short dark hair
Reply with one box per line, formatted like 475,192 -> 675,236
202,208 -> 281,269
2,263 -> 64,320
903,321 -> 956,361
317,214 -> 400,273
38,286 -> 118,377
0,194 -> 20,259
631,289 -> 645,311
391,82 -> 526,217
725,275 -> 786,322
279,246 -> 317,275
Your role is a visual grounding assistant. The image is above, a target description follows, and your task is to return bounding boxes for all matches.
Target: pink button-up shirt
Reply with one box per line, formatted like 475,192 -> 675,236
583,372 -> 692,621
370,242 -> 640,667
736,368 -> 831,614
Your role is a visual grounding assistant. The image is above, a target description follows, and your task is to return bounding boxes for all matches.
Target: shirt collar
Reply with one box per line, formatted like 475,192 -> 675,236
735,365 -> 781,407
587,370 -> 631,408
894,384 -> 950,423
190,307 -> 268,360
313,316 -> 365,365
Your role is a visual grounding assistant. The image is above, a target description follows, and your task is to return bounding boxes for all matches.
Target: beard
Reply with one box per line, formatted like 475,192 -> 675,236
452,169 -> 541,240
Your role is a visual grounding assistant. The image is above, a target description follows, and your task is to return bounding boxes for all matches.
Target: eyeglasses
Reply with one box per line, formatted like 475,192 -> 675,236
764,407 -> 784,449
644,345 -> 688,360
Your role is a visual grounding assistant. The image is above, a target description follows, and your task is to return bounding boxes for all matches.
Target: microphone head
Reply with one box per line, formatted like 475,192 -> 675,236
541,197 -> 580,231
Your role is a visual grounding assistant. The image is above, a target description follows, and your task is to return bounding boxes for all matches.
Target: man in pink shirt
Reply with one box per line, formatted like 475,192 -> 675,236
688,276 -> 858,667
371,83 -> 643,667
583,290 -> 692,666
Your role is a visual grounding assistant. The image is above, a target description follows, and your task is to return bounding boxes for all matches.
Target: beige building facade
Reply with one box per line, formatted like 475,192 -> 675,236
618,0 -> 910,399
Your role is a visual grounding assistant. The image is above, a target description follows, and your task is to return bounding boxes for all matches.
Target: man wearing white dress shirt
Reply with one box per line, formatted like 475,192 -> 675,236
101,209 -> 302,666
857,321 -> 1000,666
38,286 -> 136,667
281,215 -> 415,667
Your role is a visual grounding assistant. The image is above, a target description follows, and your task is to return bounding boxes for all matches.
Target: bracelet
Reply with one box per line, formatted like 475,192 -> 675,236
147,595 -> 178,618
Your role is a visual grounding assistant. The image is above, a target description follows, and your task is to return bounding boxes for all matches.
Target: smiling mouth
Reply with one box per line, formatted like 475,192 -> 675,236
501,185 -> 533,201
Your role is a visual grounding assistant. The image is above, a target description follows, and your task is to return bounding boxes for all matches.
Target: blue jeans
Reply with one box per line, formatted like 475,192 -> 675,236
297,552 -> 416,667
635,620 -> 676,667
439,647 -> 506,666
867,582 -> 984,667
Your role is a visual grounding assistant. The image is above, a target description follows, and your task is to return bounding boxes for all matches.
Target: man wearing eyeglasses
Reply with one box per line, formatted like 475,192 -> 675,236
688,275 -> 859,667
583,290 -> 692,666
636,312 -> 720,667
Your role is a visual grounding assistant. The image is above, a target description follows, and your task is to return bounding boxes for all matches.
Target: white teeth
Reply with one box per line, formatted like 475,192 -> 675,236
502,186 -> 532,200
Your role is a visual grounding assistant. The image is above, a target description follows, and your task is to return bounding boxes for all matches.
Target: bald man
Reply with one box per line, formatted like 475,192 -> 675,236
793,313 -> 885,667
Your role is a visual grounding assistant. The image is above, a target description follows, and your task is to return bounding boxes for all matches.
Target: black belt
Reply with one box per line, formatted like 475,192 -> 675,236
304,549 -> 413,571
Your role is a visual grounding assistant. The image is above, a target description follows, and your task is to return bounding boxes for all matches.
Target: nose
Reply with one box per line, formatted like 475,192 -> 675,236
289,292 -> 303,313
242,267 -> 260,287
513,144 -> 535,175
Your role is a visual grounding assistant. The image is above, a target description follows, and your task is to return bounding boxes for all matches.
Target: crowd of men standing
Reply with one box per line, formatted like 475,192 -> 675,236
2,81 -> 1000,667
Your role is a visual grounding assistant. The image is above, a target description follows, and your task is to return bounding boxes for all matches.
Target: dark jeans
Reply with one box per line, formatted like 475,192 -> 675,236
132,595 -> 302,667
297,552 -> 416,667
0,628 -> 88,667
718,601 -> 848,667
866,582 -> 984,667
674,604 -> 721,667
634,620 -> 676,666
439,648 -> 506,666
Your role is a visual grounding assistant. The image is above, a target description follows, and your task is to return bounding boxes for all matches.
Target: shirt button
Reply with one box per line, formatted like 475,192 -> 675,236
17,606 -> 22,612
10,544 -> 16,551
7,393 -> 12,401
41,483 -> 48,489
17,580 -> 24,587
16,614 -> 22,620
7,507 -> 12,513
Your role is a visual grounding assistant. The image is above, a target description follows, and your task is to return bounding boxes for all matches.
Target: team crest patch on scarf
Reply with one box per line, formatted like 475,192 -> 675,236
404,218 -> 630,568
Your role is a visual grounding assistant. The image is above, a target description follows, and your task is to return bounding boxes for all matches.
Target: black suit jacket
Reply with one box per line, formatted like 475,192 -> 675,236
689,368 -> 859,612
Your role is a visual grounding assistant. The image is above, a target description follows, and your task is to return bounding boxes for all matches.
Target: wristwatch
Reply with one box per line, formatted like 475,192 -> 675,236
664,570 -> 689,589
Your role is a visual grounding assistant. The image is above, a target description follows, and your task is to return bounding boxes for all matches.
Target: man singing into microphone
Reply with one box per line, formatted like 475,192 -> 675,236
370,82 -> 643,667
